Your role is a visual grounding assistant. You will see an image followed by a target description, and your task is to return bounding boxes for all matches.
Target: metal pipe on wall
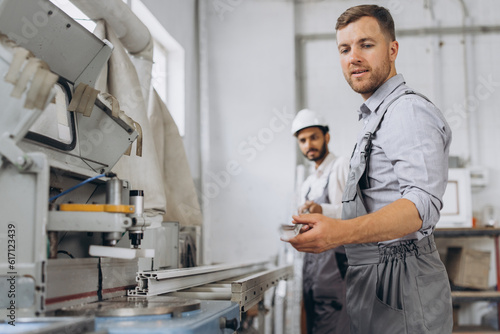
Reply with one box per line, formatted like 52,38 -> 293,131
69,0 -> 151,55
426,0 -> 443,110
457,0 -> 480,166
69,0 -> 154,109
197,0 -> 211,265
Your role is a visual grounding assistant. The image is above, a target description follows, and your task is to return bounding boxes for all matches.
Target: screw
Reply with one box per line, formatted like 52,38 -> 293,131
16,156 -> 26,166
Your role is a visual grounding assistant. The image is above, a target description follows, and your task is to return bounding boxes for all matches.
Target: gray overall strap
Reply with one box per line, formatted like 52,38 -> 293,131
341,89 -> 429,220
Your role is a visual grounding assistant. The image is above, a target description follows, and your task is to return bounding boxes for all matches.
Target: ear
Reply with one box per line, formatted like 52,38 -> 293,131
325,132 -> 330,144
389,40 -> 399,62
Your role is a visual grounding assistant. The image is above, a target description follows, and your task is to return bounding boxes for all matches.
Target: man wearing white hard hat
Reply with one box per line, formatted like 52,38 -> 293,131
292,109 -> 350,334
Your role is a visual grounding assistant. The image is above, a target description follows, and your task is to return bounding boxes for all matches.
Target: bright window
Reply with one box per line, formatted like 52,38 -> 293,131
130,0 -> 186,136
152,41 -> 168,104
49,0 -> 96,32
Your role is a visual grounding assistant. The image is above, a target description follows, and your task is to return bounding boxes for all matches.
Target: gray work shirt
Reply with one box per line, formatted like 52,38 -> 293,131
350,74 -> 452,244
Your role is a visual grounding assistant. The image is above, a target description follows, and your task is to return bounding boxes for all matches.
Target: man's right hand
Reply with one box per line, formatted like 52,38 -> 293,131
285,214 -> 342,253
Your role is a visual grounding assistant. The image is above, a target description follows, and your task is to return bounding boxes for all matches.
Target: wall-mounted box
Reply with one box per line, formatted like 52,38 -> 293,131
437,168 -> 472,228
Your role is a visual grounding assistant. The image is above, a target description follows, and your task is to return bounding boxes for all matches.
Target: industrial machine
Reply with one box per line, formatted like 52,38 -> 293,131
0,1 -> 292,333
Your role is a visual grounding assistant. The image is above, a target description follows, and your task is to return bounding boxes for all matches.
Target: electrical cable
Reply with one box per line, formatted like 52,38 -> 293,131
97,257 -> 103,301
57,250 -> 75,259
49,172 -> 116,202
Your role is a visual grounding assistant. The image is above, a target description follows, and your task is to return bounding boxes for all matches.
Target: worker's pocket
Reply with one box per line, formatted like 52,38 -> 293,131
372,294 -> 406,333
376,262 -> 403,310
372,261 -> 407,332
335,252 -> 348,280
416,270 -> 452,331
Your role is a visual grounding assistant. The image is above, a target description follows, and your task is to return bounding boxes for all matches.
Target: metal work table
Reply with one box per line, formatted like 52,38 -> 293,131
94,300 -> 239,334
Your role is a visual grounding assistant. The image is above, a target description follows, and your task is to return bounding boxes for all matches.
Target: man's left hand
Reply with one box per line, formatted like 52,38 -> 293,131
298,200 -> 323,214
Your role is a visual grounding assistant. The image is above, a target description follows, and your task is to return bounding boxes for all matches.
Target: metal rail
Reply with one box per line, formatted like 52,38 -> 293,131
231,265 -> 294,312
129,261 -> 270,296
163,265 -> 295,313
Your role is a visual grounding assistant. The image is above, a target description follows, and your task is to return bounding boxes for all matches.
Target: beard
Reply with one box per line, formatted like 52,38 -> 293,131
303,140 -> 328,162
344,56 -> 392,96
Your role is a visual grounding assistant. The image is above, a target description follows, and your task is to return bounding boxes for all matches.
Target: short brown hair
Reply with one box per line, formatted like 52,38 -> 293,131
335,5 -> 396,41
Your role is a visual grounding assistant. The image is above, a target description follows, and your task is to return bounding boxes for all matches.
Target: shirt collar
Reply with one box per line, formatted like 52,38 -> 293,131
315,152 -> 335,177
357,74 -> 406,121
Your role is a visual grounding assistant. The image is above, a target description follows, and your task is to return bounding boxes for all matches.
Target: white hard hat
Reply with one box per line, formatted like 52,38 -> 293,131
291,109 -> 329,135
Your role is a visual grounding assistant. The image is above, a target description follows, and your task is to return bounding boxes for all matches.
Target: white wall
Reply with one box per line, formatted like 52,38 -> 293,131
141,0 -> 297,265
201,0 -> 296,264
141,0 -> 202,187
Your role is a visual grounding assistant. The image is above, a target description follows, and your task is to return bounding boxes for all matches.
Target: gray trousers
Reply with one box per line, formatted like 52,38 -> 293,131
344,236 -> 453,334
303,248 -> 350,334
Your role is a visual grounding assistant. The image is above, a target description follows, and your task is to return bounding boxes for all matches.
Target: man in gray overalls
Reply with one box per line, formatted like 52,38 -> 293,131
285,5 -> 453,333
291,109 -> 350,334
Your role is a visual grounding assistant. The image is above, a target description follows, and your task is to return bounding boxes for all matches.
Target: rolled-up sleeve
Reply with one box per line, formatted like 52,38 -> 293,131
381,96 -> 452,230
